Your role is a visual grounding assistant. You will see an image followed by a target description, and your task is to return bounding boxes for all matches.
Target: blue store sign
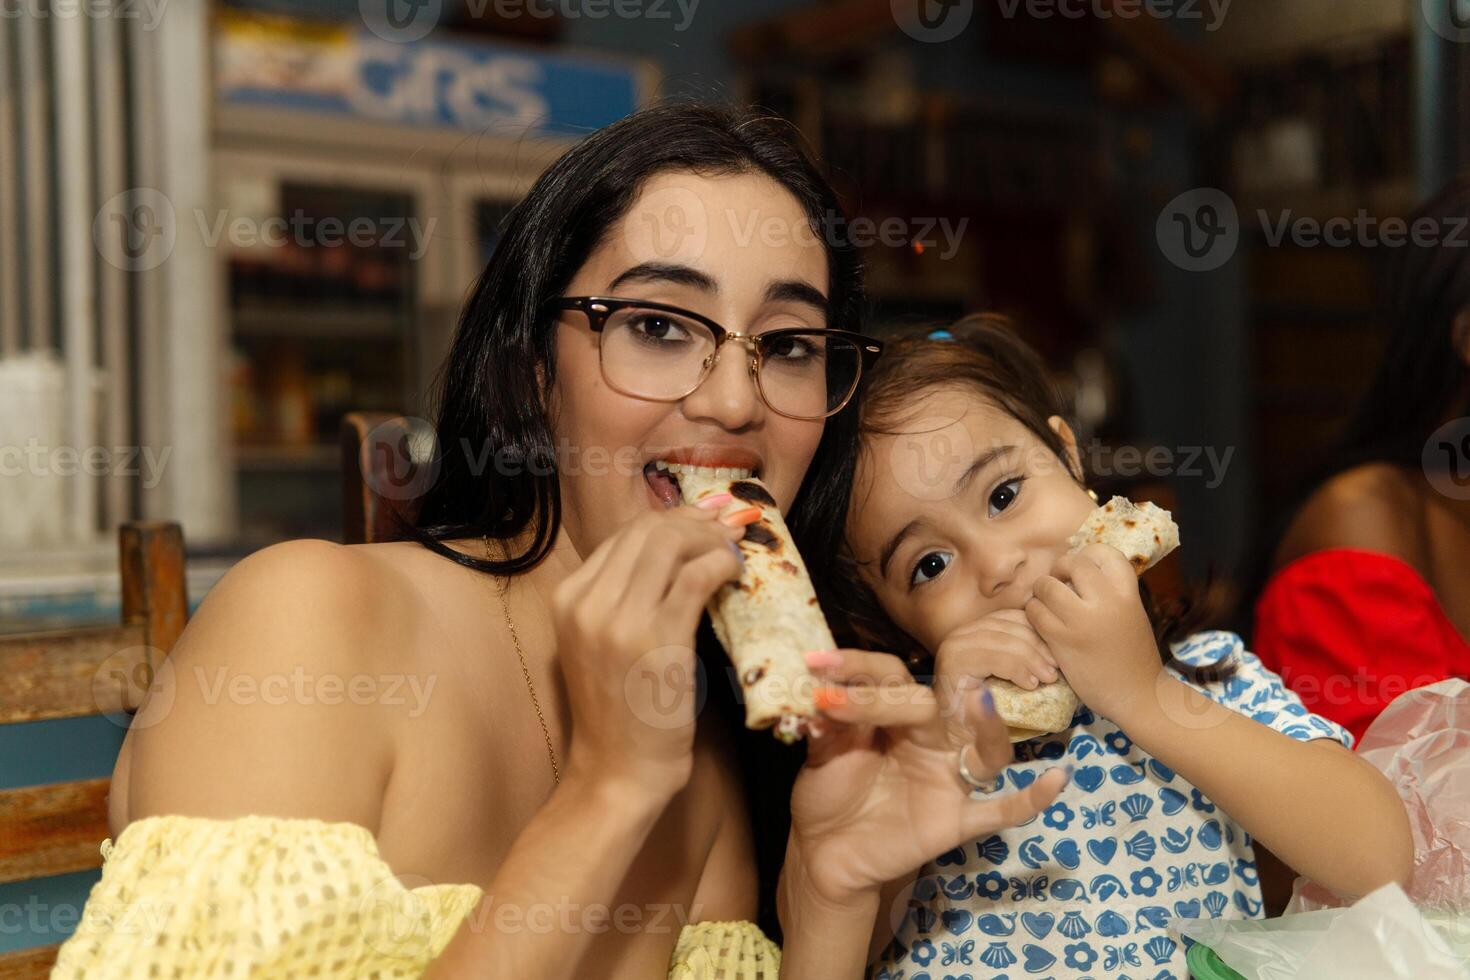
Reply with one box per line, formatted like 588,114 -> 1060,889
215,9 -> 644,137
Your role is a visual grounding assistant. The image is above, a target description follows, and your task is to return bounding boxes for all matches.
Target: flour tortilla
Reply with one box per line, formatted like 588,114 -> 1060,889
995,496 -> 1180,742
676,471 -> 827,743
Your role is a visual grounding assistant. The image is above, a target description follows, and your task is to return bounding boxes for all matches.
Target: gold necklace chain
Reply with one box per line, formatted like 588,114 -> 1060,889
484,534 -> 561,785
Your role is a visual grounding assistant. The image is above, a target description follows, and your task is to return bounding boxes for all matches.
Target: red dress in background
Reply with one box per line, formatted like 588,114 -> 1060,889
1253,548 -> 1470,744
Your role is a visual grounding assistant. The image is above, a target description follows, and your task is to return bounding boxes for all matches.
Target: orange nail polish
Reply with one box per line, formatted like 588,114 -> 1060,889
814,687 -> 847,710
723,507 -> 762,527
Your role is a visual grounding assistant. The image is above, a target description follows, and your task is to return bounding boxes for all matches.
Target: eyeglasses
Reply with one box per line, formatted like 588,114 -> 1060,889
553,296 -> 884,421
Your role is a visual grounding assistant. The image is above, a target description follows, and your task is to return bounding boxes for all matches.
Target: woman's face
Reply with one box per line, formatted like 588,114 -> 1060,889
845,387 -> 1096,653
549,170 -> 831,557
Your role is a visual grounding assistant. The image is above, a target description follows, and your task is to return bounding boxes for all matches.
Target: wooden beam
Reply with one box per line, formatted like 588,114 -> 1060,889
0,779 -> 111,884
0,944 -> 60,980
0,625 -> 151,724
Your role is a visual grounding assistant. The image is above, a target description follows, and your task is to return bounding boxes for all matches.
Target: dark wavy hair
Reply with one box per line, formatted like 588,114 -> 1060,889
816,313 -> 1219,682
400,100 -> 867,944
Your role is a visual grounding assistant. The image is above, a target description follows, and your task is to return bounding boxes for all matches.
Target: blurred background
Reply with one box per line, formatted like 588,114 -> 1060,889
0,0 -> 1467,952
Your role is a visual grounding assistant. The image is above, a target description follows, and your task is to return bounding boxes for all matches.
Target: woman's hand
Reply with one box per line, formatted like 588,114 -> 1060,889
1025,542 -> 1162,724
786,649 -> 1071,906
550,500 -> 747,804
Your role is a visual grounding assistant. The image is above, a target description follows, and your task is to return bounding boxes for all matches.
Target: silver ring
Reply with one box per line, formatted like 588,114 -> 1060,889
956,745 -> 1003,794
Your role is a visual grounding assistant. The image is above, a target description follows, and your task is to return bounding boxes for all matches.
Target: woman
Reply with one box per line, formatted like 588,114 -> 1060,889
1249,178 -> 1470,743
62,102 -> 1067,979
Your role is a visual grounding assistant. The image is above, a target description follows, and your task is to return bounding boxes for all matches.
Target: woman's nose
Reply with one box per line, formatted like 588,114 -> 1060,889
680,342 -> 764,429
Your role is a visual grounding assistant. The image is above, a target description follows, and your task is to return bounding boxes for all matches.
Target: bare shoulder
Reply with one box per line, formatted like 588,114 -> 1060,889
1274,463 -> 1428,570
118,538 -> 423,836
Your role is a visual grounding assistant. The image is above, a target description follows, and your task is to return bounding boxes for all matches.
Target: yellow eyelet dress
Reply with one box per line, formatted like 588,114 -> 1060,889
49,814 -> 781,979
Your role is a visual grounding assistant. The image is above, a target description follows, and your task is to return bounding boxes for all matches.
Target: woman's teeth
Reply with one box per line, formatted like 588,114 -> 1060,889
650,460 -> 755,481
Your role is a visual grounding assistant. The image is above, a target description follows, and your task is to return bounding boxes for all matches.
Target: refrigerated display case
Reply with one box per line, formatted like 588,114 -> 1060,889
210,8 -> 654,546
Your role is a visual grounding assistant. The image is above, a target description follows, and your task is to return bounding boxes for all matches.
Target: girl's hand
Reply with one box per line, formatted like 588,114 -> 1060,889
934,607 -> 1060,695
1025,542 -> 1162,724
550,500 -> 746,804
787,649 -> 1071,906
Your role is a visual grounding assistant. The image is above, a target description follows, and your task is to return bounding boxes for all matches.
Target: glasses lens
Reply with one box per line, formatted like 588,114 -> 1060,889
758,331 -> 861,419
599,307 -> 717,400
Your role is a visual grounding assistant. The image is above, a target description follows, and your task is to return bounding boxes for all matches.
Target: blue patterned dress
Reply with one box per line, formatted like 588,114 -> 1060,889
868,631 -> 1353,980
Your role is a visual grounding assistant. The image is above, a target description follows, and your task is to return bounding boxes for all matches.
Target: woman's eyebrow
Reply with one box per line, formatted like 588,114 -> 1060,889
764,278 -> 829,311
608,261 -> 717,293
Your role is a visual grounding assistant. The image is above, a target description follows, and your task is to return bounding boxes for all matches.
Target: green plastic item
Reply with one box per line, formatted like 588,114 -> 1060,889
1187,940 -> 1248,980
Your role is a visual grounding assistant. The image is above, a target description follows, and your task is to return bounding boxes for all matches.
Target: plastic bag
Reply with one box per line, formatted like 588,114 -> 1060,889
1290,678 -> 1470,915
1174,883 -> 1467,980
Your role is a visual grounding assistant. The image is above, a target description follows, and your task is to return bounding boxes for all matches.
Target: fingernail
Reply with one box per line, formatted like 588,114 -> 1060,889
1057,763 -> 1075,786
728,540 -> 745,565
980,687 -> 996,716
697,492 -> 734,510
722,507 -> 762,527
814,687 -> 847,710
804,650 -> 842,668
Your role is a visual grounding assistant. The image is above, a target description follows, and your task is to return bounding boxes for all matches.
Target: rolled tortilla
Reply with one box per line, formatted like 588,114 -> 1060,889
993,496 -> 1180,741
676,471 -> 827,743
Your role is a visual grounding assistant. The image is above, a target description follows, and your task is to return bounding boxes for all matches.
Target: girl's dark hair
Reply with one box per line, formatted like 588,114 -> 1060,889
819,313 -> 1218,681
1234,176 -> 1470,631
399,100 -> 865,944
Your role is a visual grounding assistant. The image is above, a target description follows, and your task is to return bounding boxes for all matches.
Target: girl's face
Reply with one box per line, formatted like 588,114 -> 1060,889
549,170 -> 831,557
846,387 -> 1097,653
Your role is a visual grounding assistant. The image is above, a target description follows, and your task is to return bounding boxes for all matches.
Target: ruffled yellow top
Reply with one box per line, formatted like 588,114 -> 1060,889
50,814 -> 780,979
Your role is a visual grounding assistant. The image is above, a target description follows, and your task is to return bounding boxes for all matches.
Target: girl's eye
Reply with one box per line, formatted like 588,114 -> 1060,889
988,476 -> 1025,517
910,550 -> 952,587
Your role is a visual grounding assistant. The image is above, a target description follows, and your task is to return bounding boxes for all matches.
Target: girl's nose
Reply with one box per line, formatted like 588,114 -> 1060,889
978,548 -> 1024,599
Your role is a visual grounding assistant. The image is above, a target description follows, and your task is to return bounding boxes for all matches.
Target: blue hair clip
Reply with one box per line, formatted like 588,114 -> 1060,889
927,329 -> 955,341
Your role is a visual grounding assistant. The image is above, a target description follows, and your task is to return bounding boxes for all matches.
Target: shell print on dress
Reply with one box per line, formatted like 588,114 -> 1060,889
1121,792 -> 1154,822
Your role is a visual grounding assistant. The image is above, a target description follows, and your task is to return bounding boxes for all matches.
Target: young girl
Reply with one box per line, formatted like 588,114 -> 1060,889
810,316 -> 1413,980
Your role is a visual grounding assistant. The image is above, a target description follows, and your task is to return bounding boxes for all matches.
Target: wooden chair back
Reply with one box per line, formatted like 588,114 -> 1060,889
340,411 -> 428,544
0,522 -> 188,979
